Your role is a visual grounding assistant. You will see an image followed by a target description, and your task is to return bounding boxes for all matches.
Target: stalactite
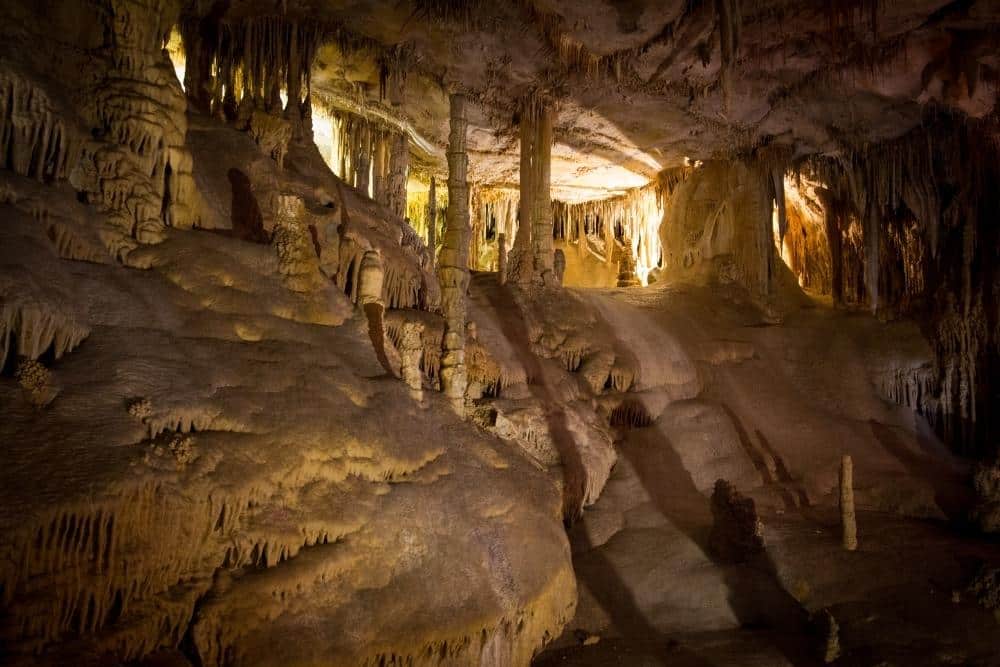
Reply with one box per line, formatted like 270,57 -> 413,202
438,94 -> 471,413
192,17 -> 322,134
550,168 -> 690,286
0,70 -> 84,183
715,0 -> 742,108
797,114 -> 1000,454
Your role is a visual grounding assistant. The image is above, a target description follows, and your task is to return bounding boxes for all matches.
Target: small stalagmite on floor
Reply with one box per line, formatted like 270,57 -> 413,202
841,454 -> 858,551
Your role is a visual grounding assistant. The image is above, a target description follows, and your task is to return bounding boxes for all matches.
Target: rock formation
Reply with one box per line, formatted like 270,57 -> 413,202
438,94 -> 472,413
3,1 -> 1000,665
841,455 -> 859,551
708,479 -> 766,563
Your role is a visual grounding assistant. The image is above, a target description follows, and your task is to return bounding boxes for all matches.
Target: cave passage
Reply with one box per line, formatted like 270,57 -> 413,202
2,1 -> 1000,666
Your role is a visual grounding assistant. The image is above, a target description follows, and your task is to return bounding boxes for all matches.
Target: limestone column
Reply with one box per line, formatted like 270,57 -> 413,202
510,111 -> 536,285
438,94 -> 471,413
373,132 -> 388,206
355,122 -> 371,196
426,175 -> 437,266
532,106 -> 555,286
387,132 -> 409,218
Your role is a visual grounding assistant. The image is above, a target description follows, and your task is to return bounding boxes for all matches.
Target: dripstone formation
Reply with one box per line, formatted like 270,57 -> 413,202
3,1 -> 1000,666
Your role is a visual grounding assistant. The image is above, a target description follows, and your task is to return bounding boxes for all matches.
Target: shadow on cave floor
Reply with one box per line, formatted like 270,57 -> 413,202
536,425 -> 820,665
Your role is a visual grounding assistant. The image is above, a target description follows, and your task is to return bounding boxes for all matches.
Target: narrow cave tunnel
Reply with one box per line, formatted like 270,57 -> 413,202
3,1 -> 1000,666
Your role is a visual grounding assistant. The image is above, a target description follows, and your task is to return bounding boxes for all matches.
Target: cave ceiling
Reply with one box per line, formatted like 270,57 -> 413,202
199,0 -> 999,200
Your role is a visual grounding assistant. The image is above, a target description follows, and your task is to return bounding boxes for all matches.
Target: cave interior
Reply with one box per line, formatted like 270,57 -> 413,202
3,0 -> 1000,665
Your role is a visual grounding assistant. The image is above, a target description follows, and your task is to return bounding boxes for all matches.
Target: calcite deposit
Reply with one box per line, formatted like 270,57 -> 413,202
3,0 -> 1000,665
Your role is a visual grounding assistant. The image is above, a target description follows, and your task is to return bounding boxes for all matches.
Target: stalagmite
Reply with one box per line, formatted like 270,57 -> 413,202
616,245 -> 640,287
438,94 -> 471,413
553,248 -> 566,286
840,455 -> 858,551
399,320 -> 425,400
498,232 -> 508,285
7,2 -> 1000,664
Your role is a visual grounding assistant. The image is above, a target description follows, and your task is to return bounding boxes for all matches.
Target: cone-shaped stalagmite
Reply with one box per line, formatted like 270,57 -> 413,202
840,455 -> 858,551
438,94 -> 471,413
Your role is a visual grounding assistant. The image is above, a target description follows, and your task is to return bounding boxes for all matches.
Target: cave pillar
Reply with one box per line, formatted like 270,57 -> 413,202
372,131 -> 388,204
510,111 -> 536,285
532,106 -> 556,286
284,25 -> 304,139
426,175 -> 437,266
824,204 -> 844,306
438,94 -> 471,414
386,132 -> 409,218
355,122 -> 371,196
864,207 -> 881,315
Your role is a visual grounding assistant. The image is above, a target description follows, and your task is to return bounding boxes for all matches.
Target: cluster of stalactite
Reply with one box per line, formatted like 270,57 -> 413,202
775,174 -> 833,294
179,15 -> 321,139
0,69 -> 84,183
316,107 -> 410,213
405,176 -> 447,266
507,95 -> 556,287
792,115 -> 1000,454
469,187 -> 519,272
0,0 -> 200,253
552,181 -> 666,286
467,168 -> 693,286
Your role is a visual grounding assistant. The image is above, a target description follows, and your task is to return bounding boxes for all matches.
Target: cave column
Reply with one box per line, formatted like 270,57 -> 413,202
532,105 -> 556,286
510,110 -> 536,285
372,131 -> 388,204
386,132 -> 409,218
426,175 -> 437,266
384,63 -> 409,218
823,199 -> 844,307
355,122 -> 371,196
438,94 -> 471,414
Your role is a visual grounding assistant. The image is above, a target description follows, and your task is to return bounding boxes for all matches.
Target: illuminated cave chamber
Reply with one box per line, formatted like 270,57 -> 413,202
3,1 -> 1000,667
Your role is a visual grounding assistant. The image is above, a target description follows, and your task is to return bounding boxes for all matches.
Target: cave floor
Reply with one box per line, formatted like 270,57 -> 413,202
534,283 -> 1000,666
